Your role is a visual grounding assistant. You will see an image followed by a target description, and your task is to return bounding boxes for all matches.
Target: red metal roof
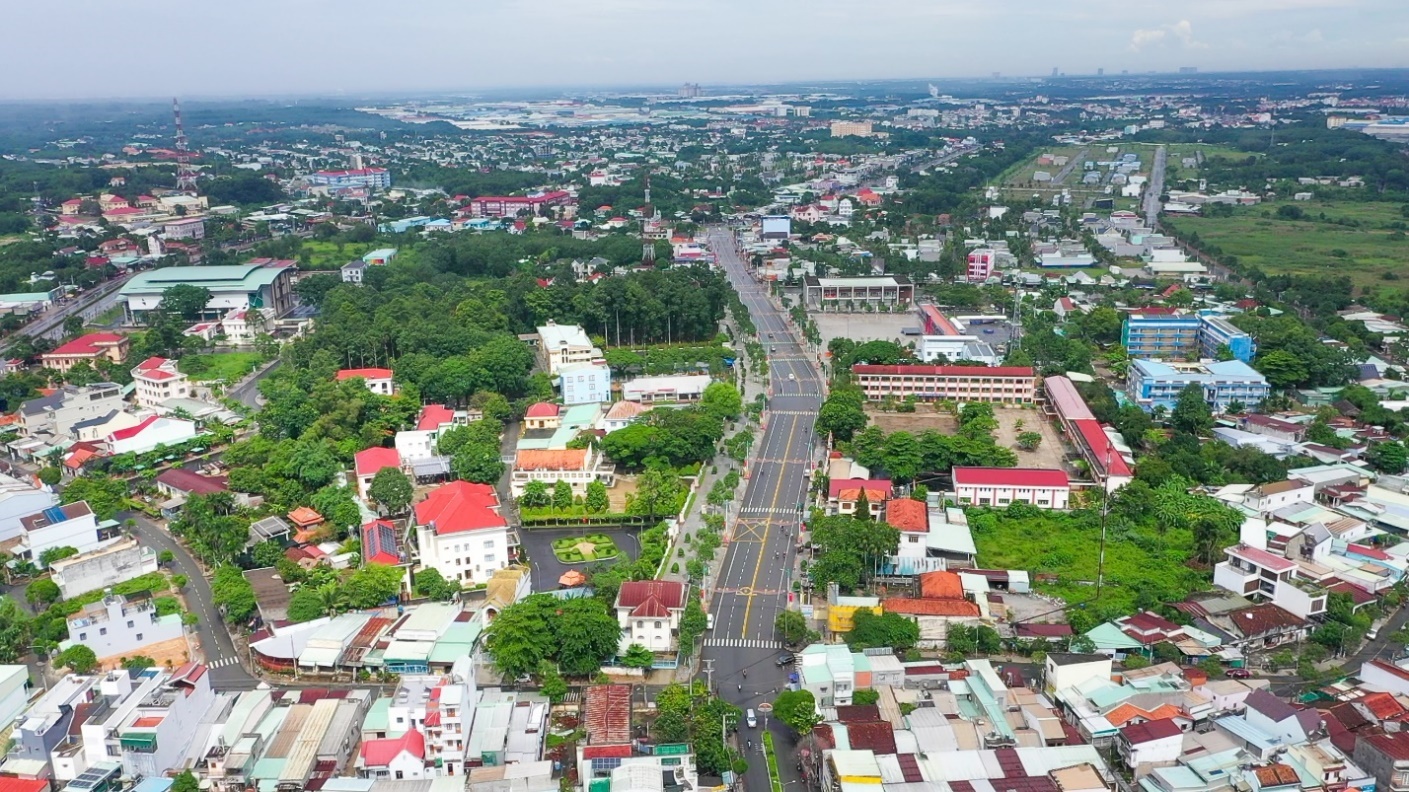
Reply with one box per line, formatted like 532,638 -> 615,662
109,415 -> 158,441
355,447 -> 402,476
584,684 -> 632,745
360,728 -> 425,766
47,332 -> 126,357
617,580 -> 686,617
0,779 -> 49,792
1121,717 -> 1183,744
335,367 -> 393,381
417,405 -> 456,431
1044,376 -> 1096,422
1072,419 -> 1134,477
525,402 -> 561,418
852,364 -> 1034,378
952,467 -> 1069,488
415,481 -> 505,535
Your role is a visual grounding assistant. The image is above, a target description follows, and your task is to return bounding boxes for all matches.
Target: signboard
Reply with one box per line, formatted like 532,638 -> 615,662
761,216 -> 791,239
757,702 -> 774,713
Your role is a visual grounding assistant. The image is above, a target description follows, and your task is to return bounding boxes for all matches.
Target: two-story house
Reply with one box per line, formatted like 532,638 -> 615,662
395,405 -> 474,463
18,383 -> 124,439
130,357 -> 190,409
826,479 -> 891,518
1213,544 -> 1328,620
414,481 -> 516,587
41,333 -> 130,374
615,580 -> 687,655
62,592 -> 185,664
511,448 -> 614,497
354,447 -> 402,503
336,367 -> 396,396
18,501 -> 120,568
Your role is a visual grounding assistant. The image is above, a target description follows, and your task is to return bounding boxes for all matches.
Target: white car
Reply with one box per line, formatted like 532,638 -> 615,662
707,613 -> 715,630
789,373 -> 796,381
746,709 -> 758,728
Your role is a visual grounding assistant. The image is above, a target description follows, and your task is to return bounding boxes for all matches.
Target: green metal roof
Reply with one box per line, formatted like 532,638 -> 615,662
121,264 -> 290,296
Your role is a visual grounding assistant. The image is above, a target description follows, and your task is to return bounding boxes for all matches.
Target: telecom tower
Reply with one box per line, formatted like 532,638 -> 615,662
641,175 -> 655,263
172,98 -> 199,193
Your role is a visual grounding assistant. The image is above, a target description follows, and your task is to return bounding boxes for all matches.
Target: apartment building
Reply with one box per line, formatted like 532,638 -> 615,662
830,121 -> 875,137
359,672 -> 474,778
851,364 -> 1036,404
465,191 -> 571,218
130,357 -> 190,409
111,663 -> 216,779
966,248 -> 999,282
307,168 -> 391,189
536,321 -> 600,376
1120,313 -> 1257,364
1126,359 -> 1270,414
64,592 -> 185,662
559,360 -> 611,406
41,333 -> 129,373
19,383 -> 125,439
395,405 -> 473,463
414,481 -> 516,587
1212,544 -> 1328,620
952,467 -> 1071,509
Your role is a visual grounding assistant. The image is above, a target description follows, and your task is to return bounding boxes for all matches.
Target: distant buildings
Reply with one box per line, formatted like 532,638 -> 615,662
1121,313 -> 1256,363
830,121 -> 875,138
307,167 -> 391,190
336,367 -> 396,396
803,276 -> 914,310
121,263 -> 295,323
1126,359 -> 1270,414
466,191 -> 571,218
851,364 -> 1036,404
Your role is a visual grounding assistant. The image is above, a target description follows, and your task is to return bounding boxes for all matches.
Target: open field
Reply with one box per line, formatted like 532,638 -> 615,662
865,404 -> 1068,471
179,352 -> 263,382
298,240 -> 377,270
1164,200 -> 1409,288
812,312 -> 916,349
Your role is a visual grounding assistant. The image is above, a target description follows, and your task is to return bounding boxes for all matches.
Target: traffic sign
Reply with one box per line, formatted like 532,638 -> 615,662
757,702 -> 774,713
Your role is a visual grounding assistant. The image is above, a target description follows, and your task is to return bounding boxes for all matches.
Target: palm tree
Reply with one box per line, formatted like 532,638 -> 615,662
316,583 -> 344,616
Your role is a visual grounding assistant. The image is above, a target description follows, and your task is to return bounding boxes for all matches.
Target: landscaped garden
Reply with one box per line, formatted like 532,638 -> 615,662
551,534 -> 621,563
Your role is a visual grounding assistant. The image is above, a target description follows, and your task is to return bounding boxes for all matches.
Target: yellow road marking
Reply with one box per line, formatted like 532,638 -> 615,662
740,412 -> 798,635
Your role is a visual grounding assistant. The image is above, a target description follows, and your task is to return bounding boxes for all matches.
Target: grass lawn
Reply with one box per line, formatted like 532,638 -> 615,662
178,352 -> 263,382
1164,200 -> 1409,288
550,534 -> 621,564
970,509 -> 1208,618
299,240 -> 376,270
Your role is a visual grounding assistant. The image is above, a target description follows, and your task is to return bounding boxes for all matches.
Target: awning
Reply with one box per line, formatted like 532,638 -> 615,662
120,732 -> 157,751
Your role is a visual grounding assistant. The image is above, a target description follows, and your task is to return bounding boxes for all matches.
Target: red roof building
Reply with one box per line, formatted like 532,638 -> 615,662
884,498 -> 929,533
362,519 -> 401,566
953,467 -> 1071,509
41,332 -> 130,373
413,480 -> 513,587
359,728 -> 425,771
335,368 -> 395,396
584,684 -> 633,745
415,481 -> 506,535
827,478 -> 892,518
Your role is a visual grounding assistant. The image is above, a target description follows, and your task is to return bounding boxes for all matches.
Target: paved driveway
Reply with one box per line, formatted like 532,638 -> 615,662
518,527 -> 641,592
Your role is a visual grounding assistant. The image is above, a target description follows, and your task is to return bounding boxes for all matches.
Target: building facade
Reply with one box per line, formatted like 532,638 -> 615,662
131,357 -> 190,409
621,374 -> 711,404
615,581 -> 687,654
64,593 -> 185,661
1126,359 -> 1270,414
42,333 -> 130,373
414,481 -> 516,587
1121,313 -> 1256,363
952,467 -> 1071,509
802,276 -> 914,310
307,168 -> 391,189
559,360 -> 611,406
537,321 -> 600,376
851,364 -> 1036,404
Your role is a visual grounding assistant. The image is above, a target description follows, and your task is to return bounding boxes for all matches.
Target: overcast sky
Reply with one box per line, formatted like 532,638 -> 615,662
10,0 -> 1409,100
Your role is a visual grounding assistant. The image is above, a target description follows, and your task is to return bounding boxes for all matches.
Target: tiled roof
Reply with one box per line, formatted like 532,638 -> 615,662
918,570 -> 965,600
1014,623 -> 1073,638
584,684 -> 632,745
882,597 -> 979,617
47,332 -> 126,356
1104,703 -> 1183,728
515,448 -> 589,471
884,498 -> 928,533
415,480 -> 505,535
845,720 -> 896,754
952,466 -> 1069,489
355,446 -> 402,476
1120,717 -> 1183,744
1253,764 -> 1300,787
335,367 -> 393,381
416,405 -> 456,431
525,402 -> 560,418
1223,604 -> 1306,638
360,728 -> 425,766
156,468 -> 228,496
617,580 -> 686,618
828,478 -> 892,500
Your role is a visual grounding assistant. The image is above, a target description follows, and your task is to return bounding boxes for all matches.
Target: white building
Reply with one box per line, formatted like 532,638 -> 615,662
354,447 -> 402,503
395,405 -> 472,463
111,663 -> 216,780
358,729 -> 430,780
341,261 -> 368,284
952,467 -> 1071,509
1118,719 -> 1184,776
336,368 -> 396,396
219,308 -> 271,344
48,537 -> 159,600
106,415 -> 201,456
1212,543 -> 1327,620
0,473 -> 59,544
63,592 -> 185,662
370,671 -> 475,777
598,401 -> 648,434
537,321 -> 600,376
1043,652 -> 1112,697
18,383 -> 124,439
130,357 -> 190,410
18,501 -> 118,568
615,580 -> 687,654
621,374 -> 711,404
511,447 -> 614,497
414,481 -> 517,587
558,360 -> 611,405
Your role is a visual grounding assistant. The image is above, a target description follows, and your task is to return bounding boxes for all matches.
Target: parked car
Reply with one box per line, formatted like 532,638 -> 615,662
1226,668 -> 1252,679
776,653 -> 796,667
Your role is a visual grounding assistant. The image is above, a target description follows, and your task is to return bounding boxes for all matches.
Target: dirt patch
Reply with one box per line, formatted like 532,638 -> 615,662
813,312 -> 918,350
97,634 -> 193,671
609,476 -> 638,511
864,408 -> 959,435
991,405 -> 1070,470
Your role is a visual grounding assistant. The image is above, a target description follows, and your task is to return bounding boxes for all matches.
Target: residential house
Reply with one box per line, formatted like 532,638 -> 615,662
155,468 -> 229,502
337,368 -> 396,396
48,538 -> 159,600
522,403 -> 561,431
414,481 -> 516,587
130,357 -> 190,409
355,447 -> 403,503
0,473 -> 59,544
1354,732 -> 1409,792
1198,603 -> 1308,651
536,321 -> 600,376
510,448 -> 613,498
341,261 -> 368,285
1213,544 -> 1328,620
621,375 -> 711,404
41,334 -> 130,373
396,405 -> 474,463
1118,718 -> 1184,776
615,580 -> 687,657
880,570 -> 981,647
62,592 -> 185,664
105,415 -> 200,456
597,401 -> 648,434
1043,653 -> 1113,698
826,479 -> 891,517
18,501 -> 118,568
952,467 -> 1071,509
358,729 -> 429,780
110,663 -> 216,779
1242,415 -> 1307,443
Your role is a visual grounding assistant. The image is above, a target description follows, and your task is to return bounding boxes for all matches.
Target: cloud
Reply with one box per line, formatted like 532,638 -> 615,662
1131,19 -> 1206,50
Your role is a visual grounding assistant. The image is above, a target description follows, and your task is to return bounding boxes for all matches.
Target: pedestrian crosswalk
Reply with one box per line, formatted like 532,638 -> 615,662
207,656 -> 241,669
738,506 -> 801,516
704,638 -> 787,649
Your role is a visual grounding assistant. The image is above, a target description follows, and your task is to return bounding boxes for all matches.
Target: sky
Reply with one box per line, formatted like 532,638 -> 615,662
9,0 -> 1409,100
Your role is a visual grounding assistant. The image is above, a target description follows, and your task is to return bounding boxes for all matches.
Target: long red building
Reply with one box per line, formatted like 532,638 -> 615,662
851,364 -> 1036,404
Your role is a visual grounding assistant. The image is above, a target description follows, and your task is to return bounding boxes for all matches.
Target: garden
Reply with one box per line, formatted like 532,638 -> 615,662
551,534 -> 621,564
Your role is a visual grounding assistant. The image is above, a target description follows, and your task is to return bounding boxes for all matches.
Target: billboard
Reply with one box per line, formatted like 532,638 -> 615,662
761,215 -> 791,239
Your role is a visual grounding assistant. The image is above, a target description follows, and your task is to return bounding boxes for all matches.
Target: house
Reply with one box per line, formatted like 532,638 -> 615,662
615,580 -> 687,654
1354,731 -> 1409,792
336,368 -> 396,396
1241,415 -> 1307,443
18,382 -> 125,440
1213,544 -> 1328,620
598,400 -> 648,434
523,402 -> 561,431
1199,603 -> 1308,650
880,571 -> 980,647
162,217 -> 205,240
952,467 -> 1071,509
61,592 -> 184,664
1043,652 -> 1113,697
558,360 -> 612,406
826,479 -> 891,517
1244,480 -> 1316,513
362,519 -> 406,567
358,729 -> 429,780
0,473 -> 59,544
341,261 -> 368,285
47,537 -> 159,600
105,415 -> 200,456
130,357 -> 190,409
414,481 -> 516,587
536,321 -> 600,376
355,447 -> 403,502
1118,718 -> 1184,776
219,308 -> 272,344
154,468 -> 228,505
17,501 -> 119,568
381,674 -> 474,776
395,405 -> 471,463
511,448 -> 613,497
41,333 -> 130,373
884,497 -> 929,556
109,663 -> 217,779
621,375 -> 711,404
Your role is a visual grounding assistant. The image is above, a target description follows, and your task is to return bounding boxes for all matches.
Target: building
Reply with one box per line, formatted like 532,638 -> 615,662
162,217 -> 205,240
109,664 -> 216,780
366,671 -> 474,778
621,374 -> 711,404
851,364 -> 1036,404
307,168 -> 391,190
967,248 -> 999,282
760,215 -> 791,241
1126,359 -> 1270,414
1043,652 -> 1112,697
1121,313 -> 1256,363
1354,731 -> 1409,792
826,479 -> 891,518
830,121 -> 875,138
536,321 -> 600,376
18,383 -> 124,439
511,448 -> 613,497
396,405 -> 471,463
1117,718 -> 1184,776
1044,376 -> 1133,491
41,333 -> 129,373
0,473 -> 59,544
802,276 -> 914,310
121,263 -> 295,323
18,501 -> 119,567
341,261 -> 367,285
1213,544 -> 1328,620
363,248 -> 398,266
105,415 -> 200,456
358,729 -> 429,780
466,191 -> 571,218
62,592 -> 185,663
414,481 -> 516,587
337,368 -> 396,396
558,360 -> 611,406
952,467 -> 1071,509
615,580 -> 687,655
355,447 -> 403,502
48,538 -> 159,600
130,357 -> 190,409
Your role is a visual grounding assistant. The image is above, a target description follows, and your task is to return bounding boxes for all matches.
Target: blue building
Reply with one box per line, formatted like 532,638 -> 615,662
307,167 -> 390,190
558,360 -> 611,405
1121,313 -> 1256,363
1126,359 -> 1270,414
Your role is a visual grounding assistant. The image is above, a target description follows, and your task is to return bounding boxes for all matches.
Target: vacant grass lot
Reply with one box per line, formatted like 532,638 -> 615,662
1165,200 -> 1409,288
299,240 -> 376,270
178,352 -> 263,382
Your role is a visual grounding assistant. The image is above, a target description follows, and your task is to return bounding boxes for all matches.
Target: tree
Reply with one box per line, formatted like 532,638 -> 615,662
775,610 -> 809,645
808,515 -> 899,591
251,540 -> 285,568
37,466 -> 61,486
846,608 -> 920,651
171,771 -> 199,792
25,578 -> 60,607
630,465 -> 683,520
368,467 -> 414,515
1367,441 -> 1409,474
520,480 -> 551,508
552,480 -> 574,511
679,597 -> 707,657
554,596 -> 623,676
211,564 -> 257,623
1016,431 -> 1043,450
415,567 -> 459,601
1255,349 -> 1311,389
287,586 -> 326,623
59,474 -> 128,520
816,387 -> 868,442
773,689 -> 820,734
158,549 -> 175,565
122,655 -> 155,671
622,643 -> 656,669
539,663 -> 568,703
700,381 -> 742,421
1170,383 -> 1213,436
584,480 -> 610,513
485,597 -> 557,679
57,644 -> 97,674
881,431 -> 923,483
343,563 -> 405,609
158,284 -> 214,321
38,546 -> 78,567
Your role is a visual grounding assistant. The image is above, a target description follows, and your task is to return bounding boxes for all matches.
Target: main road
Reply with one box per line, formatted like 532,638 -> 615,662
1143,145 -> 1168,227
703,226 -> 823,792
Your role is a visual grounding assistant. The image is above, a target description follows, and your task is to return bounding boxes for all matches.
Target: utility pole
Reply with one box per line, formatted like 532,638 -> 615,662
702,657 -> 715,694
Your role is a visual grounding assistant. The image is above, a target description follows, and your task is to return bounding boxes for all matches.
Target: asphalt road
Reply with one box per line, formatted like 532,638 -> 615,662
124,512 -> 260,690
703,226 -> 822,792
1,272 -> 133,350
1143,145 -> 1167,227
228,359 -> 282,410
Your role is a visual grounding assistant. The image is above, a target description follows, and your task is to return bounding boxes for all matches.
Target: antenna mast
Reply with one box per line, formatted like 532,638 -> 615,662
173,98 -> 199,193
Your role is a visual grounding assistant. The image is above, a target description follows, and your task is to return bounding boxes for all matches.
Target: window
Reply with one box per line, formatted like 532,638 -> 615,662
395,772 -> 404,780
100,627 -> 107,636
127,620 -> 134,628
655,621 -> 663,629
136,633 -> 143,641
396,717 -> 405,724
483,539 -> 495,548
79,633 -> 87,640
